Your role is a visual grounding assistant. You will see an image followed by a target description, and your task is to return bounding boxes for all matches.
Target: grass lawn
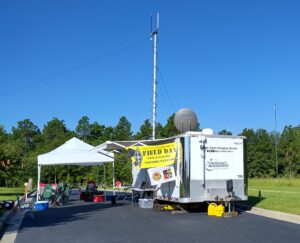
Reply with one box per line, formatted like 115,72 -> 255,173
245,178 -> 300,215
0,187 -> 24,201
0,187 -> 24,217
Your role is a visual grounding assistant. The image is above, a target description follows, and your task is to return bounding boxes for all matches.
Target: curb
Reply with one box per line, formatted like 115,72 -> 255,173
0,206 -> 17,231
246,207 -> 300,225
0,190 -> 35,232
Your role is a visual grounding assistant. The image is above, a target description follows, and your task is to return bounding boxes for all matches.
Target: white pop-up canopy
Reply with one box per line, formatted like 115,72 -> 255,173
37,137 -> 114,201
38,137 -> 114,166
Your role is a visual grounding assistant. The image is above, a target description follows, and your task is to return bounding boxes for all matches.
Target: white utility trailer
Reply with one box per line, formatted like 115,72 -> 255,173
94,131 -> 247,204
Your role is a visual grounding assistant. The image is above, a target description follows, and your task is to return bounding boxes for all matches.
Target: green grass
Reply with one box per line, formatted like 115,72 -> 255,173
0,187 -> 24,217
245,178 -> 300,215
0,187 -> 24,201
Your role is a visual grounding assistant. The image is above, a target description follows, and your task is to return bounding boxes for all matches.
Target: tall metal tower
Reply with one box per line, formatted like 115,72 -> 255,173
151,13 -> 159,140
274,103 -> 278,178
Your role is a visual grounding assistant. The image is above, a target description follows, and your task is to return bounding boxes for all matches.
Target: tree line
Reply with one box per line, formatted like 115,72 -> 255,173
0,115 -> 299,187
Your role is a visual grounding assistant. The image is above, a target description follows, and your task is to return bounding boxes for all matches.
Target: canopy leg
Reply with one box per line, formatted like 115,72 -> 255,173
37,165 -> 41,201
112,160 -> 115,196
96,165 -> 99,186
104,163 -> 106,201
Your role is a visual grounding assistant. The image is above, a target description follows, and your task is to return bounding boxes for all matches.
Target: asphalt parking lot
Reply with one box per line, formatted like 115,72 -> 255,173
9,200 -> 300,243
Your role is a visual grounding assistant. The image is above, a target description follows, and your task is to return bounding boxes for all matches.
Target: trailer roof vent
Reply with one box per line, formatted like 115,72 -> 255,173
174,108 -> 198,133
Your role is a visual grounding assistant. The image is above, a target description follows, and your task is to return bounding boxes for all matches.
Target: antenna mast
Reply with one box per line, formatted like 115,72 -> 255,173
274,103 -> 278,179
151,13 -> 159,140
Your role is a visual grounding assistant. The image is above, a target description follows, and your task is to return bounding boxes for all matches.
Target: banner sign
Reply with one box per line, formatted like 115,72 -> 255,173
147,165 -> 176,186
126,142 -> 177,169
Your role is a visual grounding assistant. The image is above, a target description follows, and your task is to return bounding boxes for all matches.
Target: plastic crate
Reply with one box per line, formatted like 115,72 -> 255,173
138,199 -> 154,209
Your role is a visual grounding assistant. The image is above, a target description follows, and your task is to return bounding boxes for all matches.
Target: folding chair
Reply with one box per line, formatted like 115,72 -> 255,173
17,195 -> 35,219
41,184 -> 52,201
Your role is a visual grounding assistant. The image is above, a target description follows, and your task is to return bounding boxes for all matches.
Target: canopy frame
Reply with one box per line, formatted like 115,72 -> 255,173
37,137 -> 114,201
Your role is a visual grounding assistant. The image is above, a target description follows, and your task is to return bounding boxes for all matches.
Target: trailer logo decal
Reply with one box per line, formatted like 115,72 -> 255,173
148,165 -> 176,186
206,146 -> 238,153
133,148 -> 142,167
163,168 -> 173,179
206,159 -> 229,171
152,172 -> 161,181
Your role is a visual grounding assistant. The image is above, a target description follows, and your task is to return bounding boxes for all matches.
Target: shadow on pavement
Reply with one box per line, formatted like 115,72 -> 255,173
236,196 -> 265,212
8,197 -> 300,243
16,201 -> 127,232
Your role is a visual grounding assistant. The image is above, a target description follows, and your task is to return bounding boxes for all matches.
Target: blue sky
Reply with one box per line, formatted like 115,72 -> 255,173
1,0 -> 300,135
